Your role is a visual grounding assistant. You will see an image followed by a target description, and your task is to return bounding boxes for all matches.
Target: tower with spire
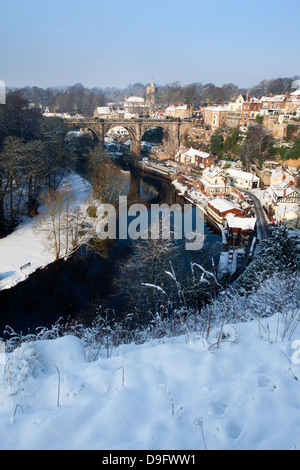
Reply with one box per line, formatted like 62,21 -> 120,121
146,79 -> 157,109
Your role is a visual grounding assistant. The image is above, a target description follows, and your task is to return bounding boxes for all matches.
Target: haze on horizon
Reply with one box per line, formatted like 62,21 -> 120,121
0,0 -> 299,90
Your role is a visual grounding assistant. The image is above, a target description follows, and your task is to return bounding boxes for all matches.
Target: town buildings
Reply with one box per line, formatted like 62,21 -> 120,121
123,96 -> 151,116
241,97 -> 261,125
206,198 -> 244,224
265,180 -> 300,228
199,167 -> 227,196
175,147 -> 215,169
226,94 -> 246,128
200,105 -> 228,131
165,104 -> 194,119
199,165 -> 260,196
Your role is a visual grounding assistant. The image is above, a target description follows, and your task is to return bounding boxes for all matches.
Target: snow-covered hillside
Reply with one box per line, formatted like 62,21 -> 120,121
0,172 -> 92,291
0,314 -> 299,450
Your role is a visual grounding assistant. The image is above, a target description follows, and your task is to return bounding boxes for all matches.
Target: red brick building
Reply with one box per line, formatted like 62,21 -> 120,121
241,98 -> 262,125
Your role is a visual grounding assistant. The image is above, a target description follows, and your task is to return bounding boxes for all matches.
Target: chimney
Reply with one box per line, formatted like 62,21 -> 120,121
246,92 -> 250,101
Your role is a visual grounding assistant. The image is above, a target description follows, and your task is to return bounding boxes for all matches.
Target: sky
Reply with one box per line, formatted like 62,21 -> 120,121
0,0 -> 299,90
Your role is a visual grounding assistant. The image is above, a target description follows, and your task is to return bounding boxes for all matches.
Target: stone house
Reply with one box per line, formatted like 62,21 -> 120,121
175,147 -> 215,169
226,168 -> 260,190
259,94 -> 288,116
123,96 -> 151,116
199,167 -> 227,196
165,104 -> 194,119
93,107 -> 112,118
200,105 -> 228,131
226,95 -> 246,128
270,168 -> 295,187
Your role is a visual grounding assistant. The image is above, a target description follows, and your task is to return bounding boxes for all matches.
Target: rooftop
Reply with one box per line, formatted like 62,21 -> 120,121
226,216 -> 257,231
203,167 -> 221,179
208,198 -> 242,213
226,168 -> 260,182
185,148 -> 211,159
96,107 -> 111,115
260,95 -> 286,102
125,96 -> 145,103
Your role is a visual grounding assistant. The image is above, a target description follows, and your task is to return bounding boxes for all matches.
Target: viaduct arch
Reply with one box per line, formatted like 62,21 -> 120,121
66,118 -> 194,160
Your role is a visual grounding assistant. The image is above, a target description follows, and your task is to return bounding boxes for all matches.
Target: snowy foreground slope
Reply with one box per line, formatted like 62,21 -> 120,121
0,316 -> 299,450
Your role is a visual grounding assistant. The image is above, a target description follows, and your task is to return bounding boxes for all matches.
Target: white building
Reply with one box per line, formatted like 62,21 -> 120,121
226,168 -> 260,190
175,147 -> 213,168
266,181 -> 300,228
107,126 -> 130,138
123,96 -> 150,116
200,166 -> 260,194
165,104 -> 194,119
199,167 -> 227,196
93,107 -> 112,118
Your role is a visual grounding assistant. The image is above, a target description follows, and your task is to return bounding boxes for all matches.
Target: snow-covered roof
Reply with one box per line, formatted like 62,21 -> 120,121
125,96 -> 145,103
276,203 -> 300,216
199,178 -> 225,189
226,216 -> 257,231
270,169 -> 295,183
166,104 -> 190,111
290,89 -> 300,96
267,181 -> 296,200
203,167 -> 221,179
185,148 -> 211,159
96,107 -> 111,115
260,95 -> 286,102
203,105 -> 228,112
227,168 -> 260,182
208,198 -> 242,213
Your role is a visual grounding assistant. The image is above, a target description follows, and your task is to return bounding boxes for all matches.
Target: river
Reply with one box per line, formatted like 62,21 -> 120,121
0,162 -> 222,336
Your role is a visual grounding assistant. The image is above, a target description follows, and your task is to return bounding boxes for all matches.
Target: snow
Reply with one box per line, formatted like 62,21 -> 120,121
208,198 -> 241,213
226,168 -> 260,183
185,148 -> 210,159
217,247 -> 245,276
251,188 -> 266,206
276,203 -> 300,217
125,96 -> 145,103
226,216 -> 257,231
0,172 -> 92,291
172,180 -> 187,195
0,314 -> 299,450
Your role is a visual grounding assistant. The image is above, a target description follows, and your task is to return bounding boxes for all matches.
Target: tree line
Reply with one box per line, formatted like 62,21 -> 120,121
0,92 -> 94,235
9,76 -> 300,117
12,83 -> 106,116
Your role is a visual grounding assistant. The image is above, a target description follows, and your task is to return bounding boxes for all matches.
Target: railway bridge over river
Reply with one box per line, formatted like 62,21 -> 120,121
66,117 -> 194,160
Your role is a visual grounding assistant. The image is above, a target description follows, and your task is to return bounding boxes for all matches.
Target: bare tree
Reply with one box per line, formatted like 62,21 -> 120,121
35,187 -> 77,260
243,123 -> 274,171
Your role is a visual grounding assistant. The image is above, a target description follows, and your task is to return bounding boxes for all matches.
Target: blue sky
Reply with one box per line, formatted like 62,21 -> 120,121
0,0 -> 299,89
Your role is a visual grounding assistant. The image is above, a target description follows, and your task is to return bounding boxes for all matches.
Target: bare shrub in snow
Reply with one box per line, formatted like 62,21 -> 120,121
0,342 -> 42,397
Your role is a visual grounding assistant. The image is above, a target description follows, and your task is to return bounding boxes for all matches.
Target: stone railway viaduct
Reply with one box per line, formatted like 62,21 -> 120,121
66,118 -> 194,160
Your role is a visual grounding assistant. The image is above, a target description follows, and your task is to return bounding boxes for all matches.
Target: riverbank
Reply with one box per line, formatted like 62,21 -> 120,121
0,172 -> 92,292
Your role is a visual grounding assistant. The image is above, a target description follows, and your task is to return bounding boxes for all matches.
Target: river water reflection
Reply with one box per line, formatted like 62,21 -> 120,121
0,165 -> 222,336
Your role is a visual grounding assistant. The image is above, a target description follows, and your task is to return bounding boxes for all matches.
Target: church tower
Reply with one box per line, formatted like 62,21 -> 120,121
146,79 -> 157,108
